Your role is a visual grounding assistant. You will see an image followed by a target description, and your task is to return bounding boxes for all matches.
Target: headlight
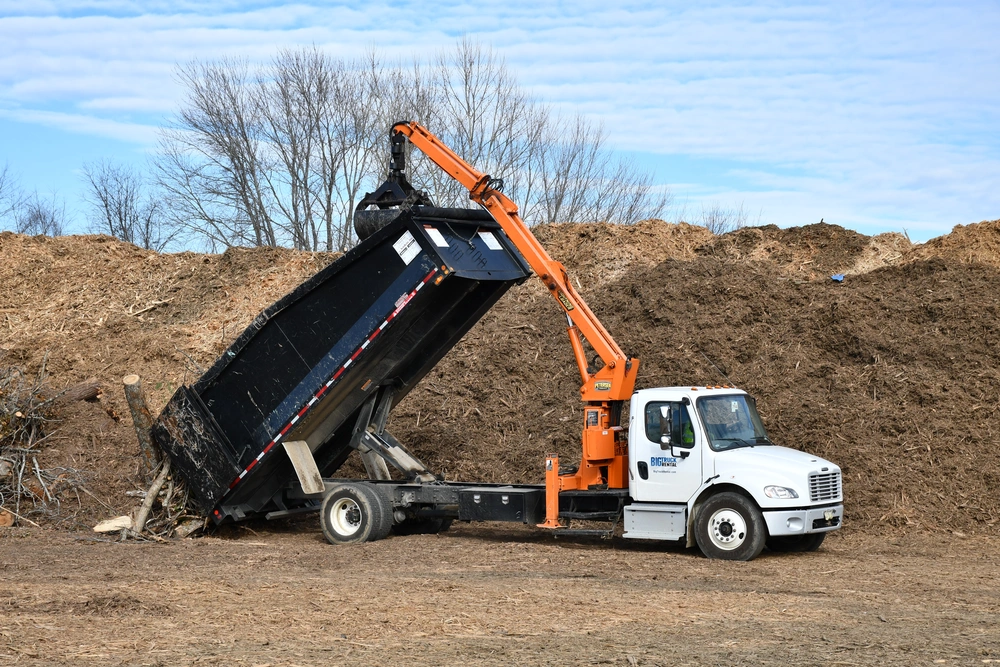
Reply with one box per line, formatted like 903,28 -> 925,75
764,485 -> 799,499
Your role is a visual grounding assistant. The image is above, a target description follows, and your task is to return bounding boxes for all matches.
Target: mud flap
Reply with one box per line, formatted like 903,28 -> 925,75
283,440 -> 324,496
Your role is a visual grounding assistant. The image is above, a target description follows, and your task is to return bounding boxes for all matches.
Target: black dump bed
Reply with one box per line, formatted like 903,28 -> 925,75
151,207 -> 531,522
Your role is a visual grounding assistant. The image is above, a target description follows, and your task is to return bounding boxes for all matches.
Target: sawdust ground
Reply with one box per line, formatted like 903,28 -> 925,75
2,526 -> 998,666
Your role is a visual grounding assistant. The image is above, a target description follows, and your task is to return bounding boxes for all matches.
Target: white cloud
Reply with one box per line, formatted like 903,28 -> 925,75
0,107 -> 157,144
0,0 -> 998,240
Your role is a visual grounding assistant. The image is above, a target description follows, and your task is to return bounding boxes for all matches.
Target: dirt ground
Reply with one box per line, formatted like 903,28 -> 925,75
4,219 -> 1000,665
2,524 -> 998,666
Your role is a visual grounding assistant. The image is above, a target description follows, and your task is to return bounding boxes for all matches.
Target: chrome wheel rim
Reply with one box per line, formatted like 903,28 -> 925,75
329,497 -> 362,536
708,508 -> 747,550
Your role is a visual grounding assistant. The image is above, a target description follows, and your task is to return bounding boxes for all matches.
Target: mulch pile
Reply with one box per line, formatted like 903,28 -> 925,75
2,218 -> 999,535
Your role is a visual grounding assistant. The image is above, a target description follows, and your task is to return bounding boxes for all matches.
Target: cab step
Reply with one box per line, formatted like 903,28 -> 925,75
550,528 -> 615,539
558,510 -> 620,521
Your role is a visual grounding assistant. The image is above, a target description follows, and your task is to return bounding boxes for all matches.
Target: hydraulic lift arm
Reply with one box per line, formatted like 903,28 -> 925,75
390,122 -> 641,526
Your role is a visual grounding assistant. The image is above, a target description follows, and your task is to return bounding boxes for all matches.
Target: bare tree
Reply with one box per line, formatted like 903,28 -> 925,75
330,52 -> 436,251
405,38 -> 548,212
257,47 -> 325,251
156,57 -> 278,251
156,39 -> 670,250
531,115 -> 667,224
82,160 -> 175,251
15,193 -> 65,236
699,201 -> 760,235
0,163 -> 25,228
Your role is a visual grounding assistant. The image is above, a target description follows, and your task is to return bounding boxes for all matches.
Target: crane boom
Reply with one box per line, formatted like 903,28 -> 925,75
389,121 -> 641,527
391,122 -> 638,393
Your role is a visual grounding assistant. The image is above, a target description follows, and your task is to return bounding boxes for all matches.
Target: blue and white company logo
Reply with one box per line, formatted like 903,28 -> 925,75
650,456 -> 677,468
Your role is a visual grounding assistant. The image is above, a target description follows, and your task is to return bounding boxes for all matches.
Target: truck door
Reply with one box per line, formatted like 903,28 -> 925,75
630,400 -> 703,503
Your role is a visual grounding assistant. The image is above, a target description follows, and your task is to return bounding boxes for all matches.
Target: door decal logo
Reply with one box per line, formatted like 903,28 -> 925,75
650,456 -> 677,468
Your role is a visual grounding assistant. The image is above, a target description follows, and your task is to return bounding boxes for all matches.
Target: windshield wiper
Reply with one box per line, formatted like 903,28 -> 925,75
715,437 -> 755,449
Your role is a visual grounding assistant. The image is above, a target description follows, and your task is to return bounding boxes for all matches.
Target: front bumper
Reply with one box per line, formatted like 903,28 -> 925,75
763,504 -> 843,537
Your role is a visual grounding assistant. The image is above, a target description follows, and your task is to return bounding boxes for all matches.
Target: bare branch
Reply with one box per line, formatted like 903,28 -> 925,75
82,160 -> 177,251
14,192 -> 65,236
700,201 -> 759,235
0,163 -> 26,229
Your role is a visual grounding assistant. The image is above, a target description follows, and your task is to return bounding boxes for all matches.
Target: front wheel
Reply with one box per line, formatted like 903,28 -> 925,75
694,492 -> 767,561
767,532 -> 826,553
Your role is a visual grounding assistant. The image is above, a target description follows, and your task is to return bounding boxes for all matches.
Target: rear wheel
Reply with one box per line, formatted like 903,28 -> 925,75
320,484 -> 391,545
694,492 -> 767,561
359,483 -> 394,541
767,532 -> 826,553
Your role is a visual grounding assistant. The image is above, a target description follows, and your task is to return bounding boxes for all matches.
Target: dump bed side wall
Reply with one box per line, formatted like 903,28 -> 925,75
153,208 -> 531,517
196,232 -> 411,463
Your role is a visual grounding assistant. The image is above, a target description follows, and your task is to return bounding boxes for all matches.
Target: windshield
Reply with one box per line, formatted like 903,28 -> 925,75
696,394 -> 773,451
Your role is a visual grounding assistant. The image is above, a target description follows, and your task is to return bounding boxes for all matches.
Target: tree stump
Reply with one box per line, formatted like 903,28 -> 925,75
123,374 -> 161,483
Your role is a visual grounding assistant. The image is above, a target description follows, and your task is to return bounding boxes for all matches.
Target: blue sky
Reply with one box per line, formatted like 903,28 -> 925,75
1,1 -> 998,242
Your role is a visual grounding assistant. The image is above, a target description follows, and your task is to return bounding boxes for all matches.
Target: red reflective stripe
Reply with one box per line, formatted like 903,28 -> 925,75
246,459 -> 258,471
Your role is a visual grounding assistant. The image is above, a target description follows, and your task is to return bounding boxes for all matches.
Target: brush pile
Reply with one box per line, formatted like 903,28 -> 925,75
0,357 -> 93,528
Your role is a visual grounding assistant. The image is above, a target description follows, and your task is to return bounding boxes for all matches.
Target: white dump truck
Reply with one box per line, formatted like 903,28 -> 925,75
152,122 -> 842,561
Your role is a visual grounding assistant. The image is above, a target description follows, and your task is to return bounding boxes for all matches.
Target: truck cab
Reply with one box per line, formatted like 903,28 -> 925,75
624,386 -> 843,560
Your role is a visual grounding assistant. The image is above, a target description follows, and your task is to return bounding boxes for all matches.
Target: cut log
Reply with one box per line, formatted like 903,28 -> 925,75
174,518 -> 205,539
122,374 -> 160,483
53,377 -> 101,405
93,515 -> 133,533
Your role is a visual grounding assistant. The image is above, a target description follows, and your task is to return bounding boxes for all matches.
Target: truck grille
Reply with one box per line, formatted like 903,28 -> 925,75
809,471 -> 841,502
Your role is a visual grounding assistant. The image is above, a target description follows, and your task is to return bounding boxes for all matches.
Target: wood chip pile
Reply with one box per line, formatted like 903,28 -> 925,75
1,219 -> 999,535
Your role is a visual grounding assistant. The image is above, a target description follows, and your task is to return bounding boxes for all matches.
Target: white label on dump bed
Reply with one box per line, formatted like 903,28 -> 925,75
393,230 -> 420,265
478,230 -> 502,250
424,226 -> 449,247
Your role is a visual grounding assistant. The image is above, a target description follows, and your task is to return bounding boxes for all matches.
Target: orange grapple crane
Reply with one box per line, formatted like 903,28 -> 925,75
389,121 -> 641,528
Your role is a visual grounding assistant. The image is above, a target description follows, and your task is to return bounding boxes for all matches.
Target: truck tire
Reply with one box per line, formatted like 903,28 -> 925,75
767,532 -> 826,553
321,484 -> 390,545
694,492 -> 767,561
359,483 -> 394,541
